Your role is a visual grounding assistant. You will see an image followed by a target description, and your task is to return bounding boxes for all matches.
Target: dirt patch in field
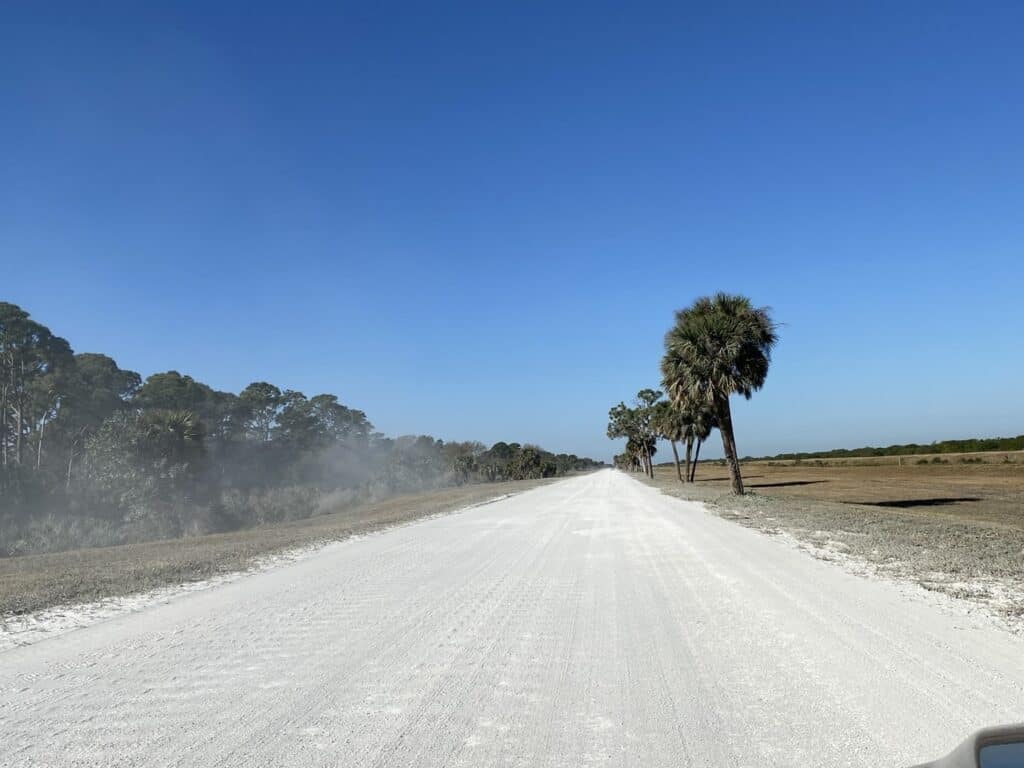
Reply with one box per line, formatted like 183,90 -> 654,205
0,478 -> 555,618
646,460 -> 1024,627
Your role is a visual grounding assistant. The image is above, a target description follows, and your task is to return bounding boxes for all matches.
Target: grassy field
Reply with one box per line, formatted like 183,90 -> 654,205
684,453 -> 1024,527
647,455 -> 1024,624
0,478 -> 555,618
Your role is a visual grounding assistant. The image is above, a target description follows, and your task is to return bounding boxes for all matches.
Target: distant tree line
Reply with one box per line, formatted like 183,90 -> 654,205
750,435 -> 1024,462
0,302 -> 602,556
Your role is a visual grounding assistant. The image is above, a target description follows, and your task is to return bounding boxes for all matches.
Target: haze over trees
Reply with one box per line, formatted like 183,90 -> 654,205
610,293 -> 777,495
0,302 -> 602,556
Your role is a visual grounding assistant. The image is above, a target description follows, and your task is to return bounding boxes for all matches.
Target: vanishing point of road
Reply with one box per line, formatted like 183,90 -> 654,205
2,470 -> 1023,766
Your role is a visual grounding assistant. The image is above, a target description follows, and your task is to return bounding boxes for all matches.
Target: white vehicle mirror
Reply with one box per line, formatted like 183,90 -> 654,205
913,725 -> 1024,768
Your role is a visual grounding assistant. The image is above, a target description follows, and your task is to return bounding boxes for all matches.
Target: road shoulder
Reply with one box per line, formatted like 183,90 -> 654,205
641,470 -> 1024,634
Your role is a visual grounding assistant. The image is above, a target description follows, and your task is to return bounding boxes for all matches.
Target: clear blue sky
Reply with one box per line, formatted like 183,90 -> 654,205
3,2 -> 1022,461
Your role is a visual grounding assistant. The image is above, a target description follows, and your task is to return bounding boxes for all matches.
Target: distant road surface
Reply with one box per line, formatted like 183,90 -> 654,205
3,470 -> 1023,767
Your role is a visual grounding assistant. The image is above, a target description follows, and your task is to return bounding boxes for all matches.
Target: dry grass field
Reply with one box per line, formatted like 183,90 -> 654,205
0,477 -> 555,618
682,452 -> 1024,527
648,453 -> 1024,624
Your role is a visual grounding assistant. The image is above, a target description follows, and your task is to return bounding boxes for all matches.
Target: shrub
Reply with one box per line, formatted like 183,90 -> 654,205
219,486 -> 322,527
0,514 -> 124,557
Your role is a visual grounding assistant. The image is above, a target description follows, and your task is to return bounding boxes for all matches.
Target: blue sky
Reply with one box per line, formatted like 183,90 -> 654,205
3,2 -> 1022,461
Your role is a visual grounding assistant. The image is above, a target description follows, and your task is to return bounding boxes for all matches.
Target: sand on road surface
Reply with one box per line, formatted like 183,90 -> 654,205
2,470 -> 1022,766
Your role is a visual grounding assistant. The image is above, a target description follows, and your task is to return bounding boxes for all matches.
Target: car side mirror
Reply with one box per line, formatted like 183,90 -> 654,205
913,724 -> 1024,768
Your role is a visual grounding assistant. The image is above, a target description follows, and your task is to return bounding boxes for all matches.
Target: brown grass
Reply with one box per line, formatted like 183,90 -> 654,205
684,457 -> 1024,528
0,478 -> 554,617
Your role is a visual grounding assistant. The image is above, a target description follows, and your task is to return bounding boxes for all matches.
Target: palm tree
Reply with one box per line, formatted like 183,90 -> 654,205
138,409 -> 205,465
684,402 -> 717,482
662,293 -> 777,495
653,398 -> 718,484
652,401 -> 687,482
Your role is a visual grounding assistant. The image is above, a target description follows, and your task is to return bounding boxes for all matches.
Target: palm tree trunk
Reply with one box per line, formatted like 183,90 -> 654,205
684,437 -> 693,483
670,440 -> 682,482
690,439 -> 702,481
717,397 -> 744,494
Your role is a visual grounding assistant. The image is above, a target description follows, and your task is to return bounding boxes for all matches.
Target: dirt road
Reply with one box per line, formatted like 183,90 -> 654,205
2,470 -> 1022,766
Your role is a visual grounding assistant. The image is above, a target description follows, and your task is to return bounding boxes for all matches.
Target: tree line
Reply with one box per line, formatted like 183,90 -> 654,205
753,435 -> 1024,462
0,302 -> 602,556
608,293 -> 777,495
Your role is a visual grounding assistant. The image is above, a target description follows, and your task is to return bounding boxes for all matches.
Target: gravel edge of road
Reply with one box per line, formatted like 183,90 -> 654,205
643,473 -> 1024,633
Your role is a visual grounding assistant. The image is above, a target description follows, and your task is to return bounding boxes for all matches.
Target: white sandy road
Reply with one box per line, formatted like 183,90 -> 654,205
1,470 -> 1022,767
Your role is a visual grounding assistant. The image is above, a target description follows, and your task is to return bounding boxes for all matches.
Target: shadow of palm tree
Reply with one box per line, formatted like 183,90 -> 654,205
693,474 -> 765,482
843,497 -> 982,509
748,480 -> 829,488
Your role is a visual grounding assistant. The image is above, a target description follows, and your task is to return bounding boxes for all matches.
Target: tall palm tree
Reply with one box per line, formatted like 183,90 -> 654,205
661,293 -> 777,495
